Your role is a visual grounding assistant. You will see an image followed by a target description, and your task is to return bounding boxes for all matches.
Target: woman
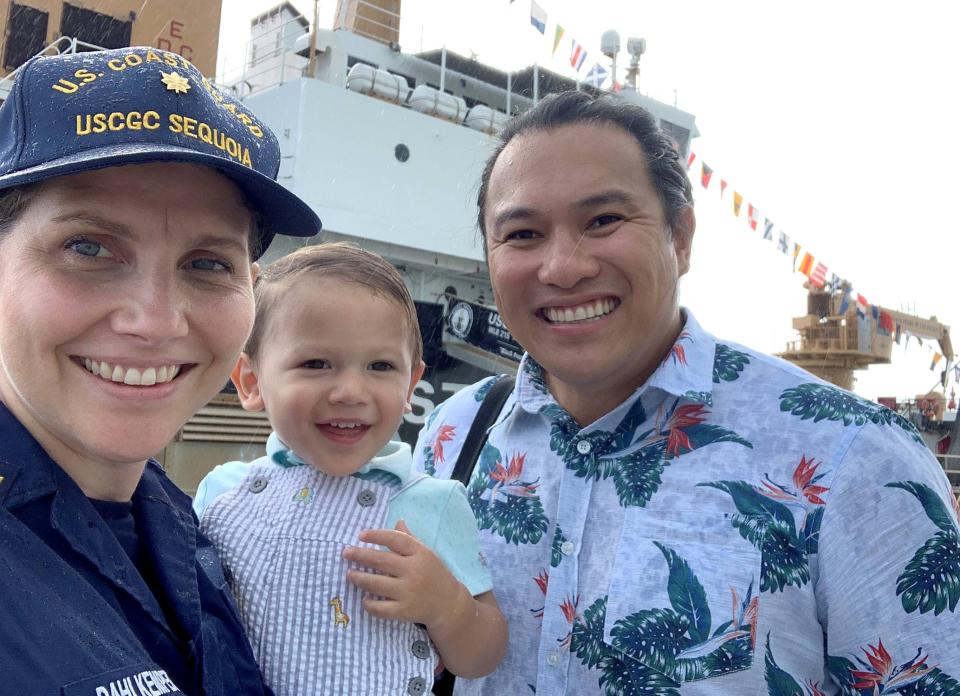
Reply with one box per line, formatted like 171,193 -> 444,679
0,48 -> 320,694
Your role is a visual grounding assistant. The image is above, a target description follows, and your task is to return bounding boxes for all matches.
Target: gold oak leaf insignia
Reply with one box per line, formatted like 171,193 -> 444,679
160,71 -> 191,94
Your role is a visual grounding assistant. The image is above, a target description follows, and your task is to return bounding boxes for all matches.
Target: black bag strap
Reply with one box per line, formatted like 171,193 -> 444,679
451,374 -> 515,486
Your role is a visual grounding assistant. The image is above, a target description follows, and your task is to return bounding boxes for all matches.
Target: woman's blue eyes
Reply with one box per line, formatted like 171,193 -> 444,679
189,257 -> 233,272
65,236 -> 233,272
67,237 -> 112,258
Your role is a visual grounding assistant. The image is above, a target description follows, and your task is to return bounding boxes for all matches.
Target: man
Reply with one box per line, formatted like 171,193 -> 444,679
415,91 -> 960,694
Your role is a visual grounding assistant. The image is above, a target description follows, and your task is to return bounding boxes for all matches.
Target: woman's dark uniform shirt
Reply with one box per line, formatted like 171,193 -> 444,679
0,402 -> 272,695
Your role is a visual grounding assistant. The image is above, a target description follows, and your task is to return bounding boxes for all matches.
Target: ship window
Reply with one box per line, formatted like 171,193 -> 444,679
60,3 -> 132,50
389,69 -> 415,88
4,3 -> 49,70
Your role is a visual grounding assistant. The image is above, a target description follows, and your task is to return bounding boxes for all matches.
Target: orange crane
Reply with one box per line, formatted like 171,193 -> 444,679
778,285 -> 953,392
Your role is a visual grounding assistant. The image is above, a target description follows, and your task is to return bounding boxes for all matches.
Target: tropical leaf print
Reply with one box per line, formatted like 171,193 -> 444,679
764,634 -> 805,696
473,375 -> 498,402
551,525 -> 568,568
713,343 -> 751,383
654,541 -> 710,644
545,396 -> 752,509
469,443 -> 547,545
698,480 -> 809,593
802,506 -> 824,555
570,600 -> 685,695
779,383 -> 924,445
827,639 -> 959,695
765,633 -> 826,696
885,481 -> 960,615
572,545 -> 755,689
572,596 -> 609,670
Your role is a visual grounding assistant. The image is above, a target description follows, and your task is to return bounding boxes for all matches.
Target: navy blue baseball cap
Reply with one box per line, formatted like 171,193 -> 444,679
0,47 -> 320,256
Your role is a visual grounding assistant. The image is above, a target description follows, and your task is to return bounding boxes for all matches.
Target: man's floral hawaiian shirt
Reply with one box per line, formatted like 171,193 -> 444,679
414,311 -> 960,695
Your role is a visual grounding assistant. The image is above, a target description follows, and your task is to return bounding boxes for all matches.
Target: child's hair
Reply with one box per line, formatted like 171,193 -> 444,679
246,242 -> 423,367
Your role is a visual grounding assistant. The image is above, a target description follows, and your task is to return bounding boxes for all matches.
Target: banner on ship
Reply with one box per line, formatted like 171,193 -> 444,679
445,298 -> 524,363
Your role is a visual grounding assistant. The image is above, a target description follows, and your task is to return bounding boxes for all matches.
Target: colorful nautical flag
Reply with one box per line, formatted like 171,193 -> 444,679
747,204 -> 759,231
827,273 -> 840,293
585,62 -> 608,87
895,323 -> 902,344
798,252 -> 815,277
701,163 -> 713,189
871,304 -> 879,321
720,179 -> 728,198
778,231 -> 789,253
792,243 -> 802,270
856,293 -> 869,308
809,262 -> 828,288
552,25 -> 565,54
570,40 -> 587,70
529,0 -> 547,33
733,192 -> 743,216
687,151 -> 696,168
763,218 -> 774,240
611,81 -> 623,92
838,290 -> 851,315
879,310 -> 895,335
932,352 -> 943,370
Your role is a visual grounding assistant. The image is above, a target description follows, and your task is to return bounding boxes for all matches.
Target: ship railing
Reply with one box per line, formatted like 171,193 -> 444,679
342,0 -> 401,45
935,453 -> 960,495
218,14 -> 311,100
0,36 -> 105,100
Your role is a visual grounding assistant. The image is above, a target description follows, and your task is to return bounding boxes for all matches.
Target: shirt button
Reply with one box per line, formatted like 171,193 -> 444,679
546,651 -> 560,666
411,639 -> 430,659
407,676 -> 426,694
357,489 -> 376,507
249,476 -> 268,494
576,440 -> 592,454
560,540 -> 575,556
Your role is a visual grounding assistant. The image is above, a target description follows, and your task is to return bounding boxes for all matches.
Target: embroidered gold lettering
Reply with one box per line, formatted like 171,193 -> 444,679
197,122 -> 213,144
52,79 -> 78,94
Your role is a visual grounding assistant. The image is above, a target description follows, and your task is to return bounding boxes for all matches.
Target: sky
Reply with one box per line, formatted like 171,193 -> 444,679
218,0 -> 960,402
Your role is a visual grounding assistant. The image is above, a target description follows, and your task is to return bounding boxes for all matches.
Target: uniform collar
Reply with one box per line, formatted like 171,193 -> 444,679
0,401 -> 200,638
266,432 -> 415,487
513,309 -> 717,422
0,400 -> 60,508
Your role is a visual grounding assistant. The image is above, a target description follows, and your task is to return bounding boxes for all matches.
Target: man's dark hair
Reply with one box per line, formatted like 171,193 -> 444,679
477,90 -> 693,243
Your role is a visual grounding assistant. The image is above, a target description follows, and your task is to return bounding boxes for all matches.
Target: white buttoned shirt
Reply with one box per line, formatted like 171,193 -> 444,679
199,439 -> 491,696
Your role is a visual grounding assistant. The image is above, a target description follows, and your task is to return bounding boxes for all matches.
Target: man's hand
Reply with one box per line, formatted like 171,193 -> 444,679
343,520 -> 468,632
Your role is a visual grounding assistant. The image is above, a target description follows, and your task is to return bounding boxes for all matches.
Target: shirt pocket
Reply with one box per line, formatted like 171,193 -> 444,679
601,509 -> 762,685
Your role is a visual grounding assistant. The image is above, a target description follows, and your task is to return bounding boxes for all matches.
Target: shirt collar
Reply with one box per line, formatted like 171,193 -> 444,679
513,309 -> 717,421
0,401 -> 59,508
265,431 -> 415,486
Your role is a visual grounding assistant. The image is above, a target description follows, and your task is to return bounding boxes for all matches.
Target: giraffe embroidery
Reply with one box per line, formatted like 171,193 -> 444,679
330,597 -> 350,628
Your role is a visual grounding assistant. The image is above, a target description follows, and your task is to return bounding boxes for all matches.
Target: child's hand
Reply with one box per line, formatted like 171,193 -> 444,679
343,520 -> 468,632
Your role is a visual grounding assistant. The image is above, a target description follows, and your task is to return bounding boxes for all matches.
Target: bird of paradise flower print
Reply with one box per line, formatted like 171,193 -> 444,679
664,331 -> 691,367
826,638 -> 960,695
884,481 -> 960,615
570,543 -> 757,693
421,423 -> 455,476
467,443 -> 547,545
765,633 -> 827,696
546,394 -> 752,509
699,455 -> 831,592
